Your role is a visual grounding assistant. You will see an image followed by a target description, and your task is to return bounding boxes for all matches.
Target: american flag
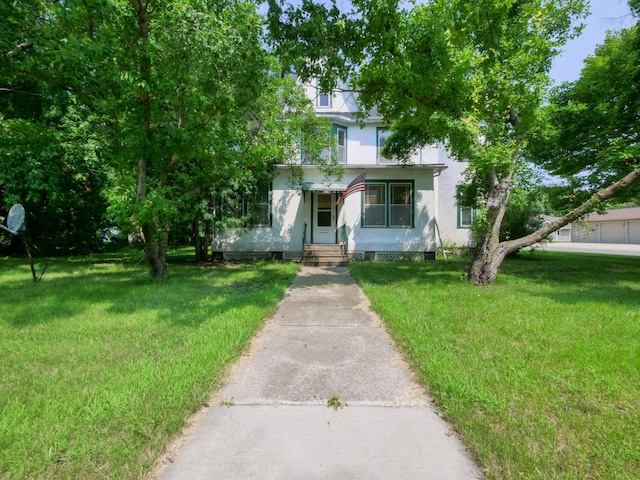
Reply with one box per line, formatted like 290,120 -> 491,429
336,173 -> 366,205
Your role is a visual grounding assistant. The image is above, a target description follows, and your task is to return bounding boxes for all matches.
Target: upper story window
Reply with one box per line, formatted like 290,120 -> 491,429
334,124 -> 347,164
316,78 -> 332,108
302,125 -> 346,164
377,128 -> 396,164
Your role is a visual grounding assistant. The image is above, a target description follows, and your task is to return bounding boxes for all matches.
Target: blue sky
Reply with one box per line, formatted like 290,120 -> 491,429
550,0 -> 635,84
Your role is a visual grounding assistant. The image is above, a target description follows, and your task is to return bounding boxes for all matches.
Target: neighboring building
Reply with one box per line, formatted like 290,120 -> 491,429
543,216 -> 572,242
212,80 -> 474,261
572,207 -> 640,244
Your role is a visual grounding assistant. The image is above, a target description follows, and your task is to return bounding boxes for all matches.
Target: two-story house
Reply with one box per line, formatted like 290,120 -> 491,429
212,80 -> 474,263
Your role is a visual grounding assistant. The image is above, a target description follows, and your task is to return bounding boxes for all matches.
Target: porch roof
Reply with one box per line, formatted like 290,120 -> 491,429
301,182 -> 348,192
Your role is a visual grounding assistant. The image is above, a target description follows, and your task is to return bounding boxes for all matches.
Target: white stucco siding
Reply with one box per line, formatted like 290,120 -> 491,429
340,168 -> 438,253
213,166 -> 441,254
344,125 -> 375,164
434,153 -> 474,248
303,80 -> 355,114
338,123 -> 429,166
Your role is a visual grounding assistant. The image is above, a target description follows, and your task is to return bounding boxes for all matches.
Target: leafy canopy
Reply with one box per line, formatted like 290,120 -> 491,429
528,19 -> 640,209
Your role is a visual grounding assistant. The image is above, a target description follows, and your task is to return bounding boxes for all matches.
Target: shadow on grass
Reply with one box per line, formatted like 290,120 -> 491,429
348,251 -> 640,309
349,259 -> 470,288
498,251 -> 640,307
0,256 -> 298,328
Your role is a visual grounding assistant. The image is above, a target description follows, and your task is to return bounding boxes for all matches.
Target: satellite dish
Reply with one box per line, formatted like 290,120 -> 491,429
1,203 -> 45,282
7,204 -> 25,234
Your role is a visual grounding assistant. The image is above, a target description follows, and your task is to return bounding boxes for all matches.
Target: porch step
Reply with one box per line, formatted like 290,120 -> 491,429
302,244 -> 348,267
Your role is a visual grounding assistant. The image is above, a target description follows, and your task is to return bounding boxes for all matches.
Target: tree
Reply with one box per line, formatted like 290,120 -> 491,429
179,74 -> 334,263
526,20 -> 640,211
2,0 -> 325,277
0,13 -> 109,255
268,0 -> 640,285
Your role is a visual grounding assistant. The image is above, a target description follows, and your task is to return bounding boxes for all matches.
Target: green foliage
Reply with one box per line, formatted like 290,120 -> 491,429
0,91 -> 109,253
459,164 -> 547,248
499,189 -> 544,243
499,164 -> 546,243
327,394 -> 347,411
1,0 -> 331,272
528,21 -> 640,206
270,0 -> 586,163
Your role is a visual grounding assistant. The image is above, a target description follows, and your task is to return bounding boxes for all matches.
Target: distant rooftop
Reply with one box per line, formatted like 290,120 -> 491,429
584,207 -> 640,222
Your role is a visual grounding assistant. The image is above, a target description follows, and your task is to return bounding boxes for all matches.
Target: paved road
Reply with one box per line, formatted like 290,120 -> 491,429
532,242 -> 640,256
151,267 -> 483,480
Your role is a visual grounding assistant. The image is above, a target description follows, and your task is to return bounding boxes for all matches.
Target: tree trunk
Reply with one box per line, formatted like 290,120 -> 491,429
469,238 -> 509,286
469,167 -> 640,286
132,0 -> 167,279
142,224 -> 168,279
203,220 -> 212,262
193,217 -> 203,262
468,167 -> 513,286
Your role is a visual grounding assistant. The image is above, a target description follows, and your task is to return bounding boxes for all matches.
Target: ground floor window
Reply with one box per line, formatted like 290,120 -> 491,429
249,185 -> 271,227
458,206 -> 474,228
363,181 -> 413,228
456,185 -> 476,229
215,183 -> 272,228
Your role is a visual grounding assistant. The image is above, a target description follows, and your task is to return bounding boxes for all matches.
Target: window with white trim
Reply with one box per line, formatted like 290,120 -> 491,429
334,124 -> 347,164
363,181 -> 413,228
377,128 -> 396,164
316,78 -> 332,108
458,207 -> 474,228
456,185 -> 475,228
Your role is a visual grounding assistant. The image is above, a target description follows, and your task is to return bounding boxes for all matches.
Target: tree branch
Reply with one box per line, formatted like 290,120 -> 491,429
3,41 -> 32,60
0,87 -> 41,96
504,167 -> 640,254
10,66 -> 99,102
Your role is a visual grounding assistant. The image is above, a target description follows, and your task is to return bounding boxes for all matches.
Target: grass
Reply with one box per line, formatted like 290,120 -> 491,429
0,247 -> 299,479
349,251 -> 640,480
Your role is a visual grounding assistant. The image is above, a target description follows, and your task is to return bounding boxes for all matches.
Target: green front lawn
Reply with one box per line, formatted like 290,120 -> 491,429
350,251 -> 640,480
0,249 -> 299,479
2,247 -> 638,480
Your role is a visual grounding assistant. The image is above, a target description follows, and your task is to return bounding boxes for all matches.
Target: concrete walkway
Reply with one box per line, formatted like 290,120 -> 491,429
156,267 -> 483,480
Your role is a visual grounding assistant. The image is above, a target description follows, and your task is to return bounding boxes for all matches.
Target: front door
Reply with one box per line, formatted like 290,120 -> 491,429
313,193 -> 336,244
